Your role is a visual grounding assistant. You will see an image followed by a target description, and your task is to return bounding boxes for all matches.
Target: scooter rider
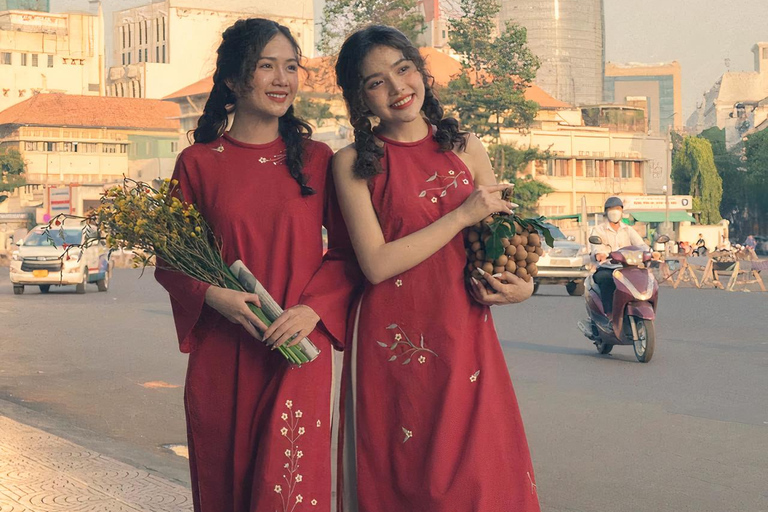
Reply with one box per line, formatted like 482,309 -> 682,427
590,197 -> 648,313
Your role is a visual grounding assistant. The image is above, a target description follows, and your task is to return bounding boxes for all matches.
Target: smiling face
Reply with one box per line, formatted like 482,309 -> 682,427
360,45 -> 426,126
233,33 -> 299,120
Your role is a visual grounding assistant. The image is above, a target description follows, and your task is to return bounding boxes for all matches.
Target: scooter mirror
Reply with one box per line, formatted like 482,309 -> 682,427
588,235 -> 603,245
656,235 -> 670,244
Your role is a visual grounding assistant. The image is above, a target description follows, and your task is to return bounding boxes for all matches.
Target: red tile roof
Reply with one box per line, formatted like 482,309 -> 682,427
163,49 -> 570,110
0,93 -> 181,130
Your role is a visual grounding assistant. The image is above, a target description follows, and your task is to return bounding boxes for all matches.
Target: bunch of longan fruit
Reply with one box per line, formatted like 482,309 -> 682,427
465,217 -> 545,284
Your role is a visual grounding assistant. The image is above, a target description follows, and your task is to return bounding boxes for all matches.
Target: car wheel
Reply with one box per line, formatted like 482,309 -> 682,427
76,270 -> 87,294
97,270 -> 110,292
13,285 -> 24,295
566,281 -> 585,296
39,285 -> 51,293
532,281 -> 540,295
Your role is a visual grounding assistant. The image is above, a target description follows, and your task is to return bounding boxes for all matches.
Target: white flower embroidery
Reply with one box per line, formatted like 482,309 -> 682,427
316,420 -> 321,428
470,370 -> 480,382
379,324 -> 438,365
394,333 -> 402,341
281,413 -> 288,421
528,472 -> 538,496
418,355 -> 426,364
274,485 -> 282,493
296,495 -> 303,503
212,144 -> 224,153
402,427 -> 413,443
298,427 -> 305,435
275,401 -> 308,512
295,474 -> 303,482
311,499 -> 318,506
285,400 -> 293,408
395,279 -> 403,287
463,179 -> 470,185
295,410 -> 303,418
296,450 -> 304,458
448,170 -> 455,175
431,197 -> 438,203
285,449 -> 292,457
281,427 -> 288,436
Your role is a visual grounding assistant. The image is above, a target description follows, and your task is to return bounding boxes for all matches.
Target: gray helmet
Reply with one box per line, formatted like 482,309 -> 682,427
604,196 -> 624,211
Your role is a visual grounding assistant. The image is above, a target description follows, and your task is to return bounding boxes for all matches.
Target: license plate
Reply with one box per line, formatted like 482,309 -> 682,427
33,270 -> 49,277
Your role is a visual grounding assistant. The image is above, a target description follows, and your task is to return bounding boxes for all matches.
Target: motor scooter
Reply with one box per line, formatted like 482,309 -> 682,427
577,235 -> 668,363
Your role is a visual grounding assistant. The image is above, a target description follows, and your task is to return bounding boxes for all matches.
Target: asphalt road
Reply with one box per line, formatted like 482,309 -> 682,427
1,267 -> 766,511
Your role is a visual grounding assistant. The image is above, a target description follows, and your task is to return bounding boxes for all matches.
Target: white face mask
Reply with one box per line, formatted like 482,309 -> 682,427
607,209 -> 623,223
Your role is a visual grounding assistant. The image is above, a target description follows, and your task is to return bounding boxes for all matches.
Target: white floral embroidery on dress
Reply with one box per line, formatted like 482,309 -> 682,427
527,472 -> 538,497
311,499 -> 318,506
418,355 -> 426,364
258,150 -> 287,166
274,400 -> 310,512
212,144 -> 224,153
470,370 -> 480,382
395,279 -> 403,287
376,324 -> 438,365
418,169 -> 468,202
402,427 -> 413,443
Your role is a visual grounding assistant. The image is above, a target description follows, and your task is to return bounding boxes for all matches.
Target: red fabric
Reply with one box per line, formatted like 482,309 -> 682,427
342,127 -> 541,511
154,134 -> 358,512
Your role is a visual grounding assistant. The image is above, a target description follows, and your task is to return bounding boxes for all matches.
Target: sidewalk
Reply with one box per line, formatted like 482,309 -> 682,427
0,415 -> 193,511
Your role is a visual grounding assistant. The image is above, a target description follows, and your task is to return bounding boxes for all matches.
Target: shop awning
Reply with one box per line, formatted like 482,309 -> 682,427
630,211 -> 696,223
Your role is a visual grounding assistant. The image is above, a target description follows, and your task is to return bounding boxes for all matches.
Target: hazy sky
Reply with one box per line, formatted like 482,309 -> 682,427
604,0 -> 768,120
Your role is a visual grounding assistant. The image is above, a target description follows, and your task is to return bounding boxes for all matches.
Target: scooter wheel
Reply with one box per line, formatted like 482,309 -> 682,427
632,317 -> 655,363
595,338 -> 613,354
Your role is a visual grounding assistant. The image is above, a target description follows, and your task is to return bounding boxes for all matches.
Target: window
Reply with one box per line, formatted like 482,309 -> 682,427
144,48 -> 148,62
31,54 -> 38,66
61,142 -> 78,152
156,46 -> 159,62
144,20 -> 149,44
162,44 -> 166,63
614,161 -> 640,179
162,17 -> 166,41
156,18 -> 160,42
121,26 -> 126,49
547,159 -> 570,177
170,141 -> 178,152
138,21 -> 143,45
128,25 -> 132,47
47,55 -> 53,67
103,144 -> 118,153
20,53 -> 27,66
2,52 -> 11,65
138,50 -> 143,63
584,160 -> 597,177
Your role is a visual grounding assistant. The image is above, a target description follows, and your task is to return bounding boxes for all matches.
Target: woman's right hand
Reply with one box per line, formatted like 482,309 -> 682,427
457,184 -> 517,227
204,286 -> 266,340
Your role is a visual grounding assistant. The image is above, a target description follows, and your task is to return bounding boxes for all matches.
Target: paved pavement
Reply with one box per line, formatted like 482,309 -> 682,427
0,413 -> 192,511
1,267 -> 767,511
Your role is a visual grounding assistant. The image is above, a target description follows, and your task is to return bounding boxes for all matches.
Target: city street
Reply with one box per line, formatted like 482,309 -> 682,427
0,267 -> 766,511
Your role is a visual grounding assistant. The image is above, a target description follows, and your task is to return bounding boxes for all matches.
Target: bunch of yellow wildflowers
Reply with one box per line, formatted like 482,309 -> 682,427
47,178 -> 310,365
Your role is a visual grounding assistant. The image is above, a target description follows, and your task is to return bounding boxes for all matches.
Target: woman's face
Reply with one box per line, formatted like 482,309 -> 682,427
359,45 -> 425,125
235,34 -> 299,119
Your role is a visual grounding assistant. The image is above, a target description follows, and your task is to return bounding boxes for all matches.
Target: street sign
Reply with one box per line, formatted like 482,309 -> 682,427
48,186 -> 72,216
621,195 -> 693,211
0,212 -> 33,222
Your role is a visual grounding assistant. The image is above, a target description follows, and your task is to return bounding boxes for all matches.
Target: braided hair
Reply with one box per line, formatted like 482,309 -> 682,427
335,25 -> 467,179
193,18 -> 315,195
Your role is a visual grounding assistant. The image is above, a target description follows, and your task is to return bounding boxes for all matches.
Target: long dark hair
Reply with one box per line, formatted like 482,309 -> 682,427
193,18 -> 315,195
335,25 -> 467,179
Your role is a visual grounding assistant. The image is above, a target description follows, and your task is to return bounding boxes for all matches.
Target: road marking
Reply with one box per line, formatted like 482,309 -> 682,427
140,381 -> 180,389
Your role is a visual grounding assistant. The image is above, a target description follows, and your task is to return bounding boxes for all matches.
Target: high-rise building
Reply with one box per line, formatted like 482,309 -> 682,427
499,0 -> 605,106
0,10 -> 102,112
604,62 -> 682,135
0,0 -> 49,10
107,0 -> 315,100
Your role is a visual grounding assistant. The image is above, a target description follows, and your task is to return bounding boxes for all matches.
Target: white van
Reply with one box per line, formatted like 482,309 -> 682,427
9,222 -> 111,295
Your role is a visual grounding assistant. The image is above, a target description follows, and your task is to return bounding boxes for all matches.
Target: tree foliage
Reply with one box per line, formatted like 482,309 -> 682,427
486,144 -> 553,216
672,136 -> 723,225
317,0 -> 426,55
293,94 -> 338,128
442,0 -> 540,142
0,148 -> 26,192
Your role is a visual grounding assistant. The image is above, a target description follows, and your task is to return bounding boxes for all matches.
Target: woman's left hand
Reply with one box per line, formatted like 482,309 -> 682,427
263,305 -> 320,349
469,271 -> 534,305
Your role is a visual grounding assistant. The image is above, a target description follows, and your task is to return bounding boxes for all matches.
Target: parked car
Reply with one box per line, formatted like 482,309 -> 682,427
534,222 -> 592,296
10,222 -> 111,295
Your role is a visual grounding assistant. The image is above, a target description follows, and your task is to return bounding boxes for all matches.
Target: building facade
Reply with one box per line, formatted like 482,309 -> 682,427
499,0 -> 605,106
106,0 -> 315,100
687,42 -> 768,147
604,62 -> 682,136
501,106 -> 669,219
0,93 -> 180,184
0,10 -> 101,112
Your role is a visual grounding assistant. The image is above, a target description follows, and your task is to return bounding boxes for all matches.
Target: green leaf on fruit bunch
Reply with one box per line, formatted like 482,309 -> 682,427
484,217 -> 513,260
525,216 -> 556,247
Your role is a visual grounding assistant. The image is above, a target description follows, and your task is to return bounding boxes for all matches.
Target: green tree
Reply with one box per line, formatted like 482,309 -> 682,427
0,148 -> 26,192
485,144 -> 553,216
293,94 -> 338,128
444,0 -> 540,142
317,0 -> 426,55
743,128 -> 768,235
672,136 -> 723,224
